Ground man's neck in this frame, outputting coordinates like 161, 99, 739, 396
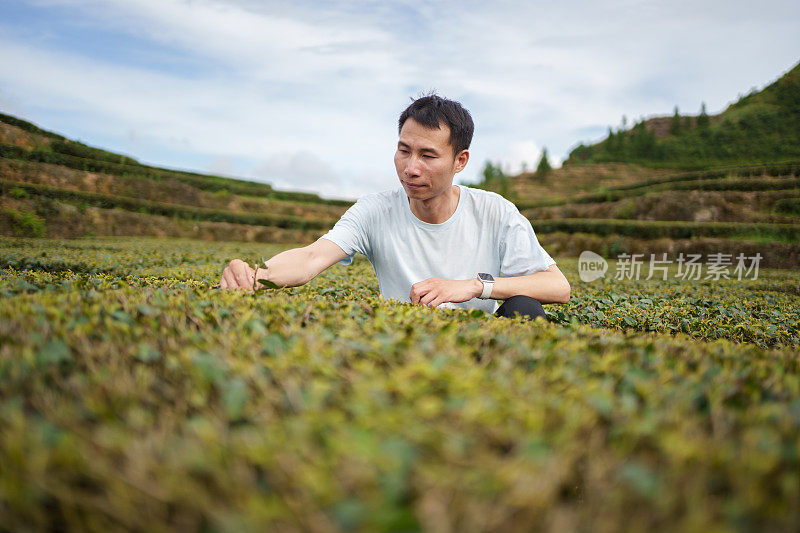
408, 185, 461, 224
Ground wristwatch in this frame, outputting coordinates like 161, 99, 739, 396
477, 273, 495, 299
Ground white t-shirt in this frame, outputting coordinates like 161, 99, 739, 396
321, 184, 556, 314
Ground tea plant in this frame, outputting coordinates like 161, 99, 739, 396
1, 237, 798, 531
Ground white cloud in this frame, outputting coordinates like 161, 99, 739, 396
502, 140, 558, 175
1, 0, 799, 196
250, 150, 394, 200
29, 0, 404, 84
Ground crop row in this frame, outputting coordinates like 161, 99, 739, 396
775, 197, 800, 216
2, 237, 798, 347
1, 237, 799, 531
549, 264, 800, 347
531, 217, 800, 241
0, 144, 351, 206
537, 231, 800, 270
516, 159, 800, 209
0, 179, 337, 231
596, 160, 800, 190
0, 158, 348, 220
0, 112, 69, 142
518, 174, 800, 210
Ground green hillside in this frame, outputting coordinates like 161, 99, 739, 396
0, 113, 350, 243
470, 62, 800, 269
566, 60, 800, 168
485, 159, 800, 268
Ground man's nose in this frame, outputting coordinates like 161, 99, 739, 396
404, 156, 421, 177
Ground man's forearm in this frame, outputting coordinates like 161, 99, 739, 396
221, 239, 346, 291
479, 268, 571, 304
259, 247, 316, 287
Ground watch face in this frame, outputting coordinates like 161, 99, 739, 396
478, 273, 494, 282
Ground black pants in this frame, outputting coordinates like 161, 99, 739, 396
494, 295, 548, 321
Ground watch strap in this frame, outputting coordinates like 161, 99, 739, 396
479, 276, 494, 299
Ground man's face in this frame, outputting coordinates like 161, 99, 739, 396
394, 118, 469, 201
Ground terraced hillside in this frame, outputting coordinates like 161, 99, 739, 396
511, 162, 800, 269
487, 60, 800, 269
3, 110, 799, 269
0, 113, 349, 243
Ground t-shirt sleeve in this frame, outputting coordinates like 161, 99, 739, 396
499, 207, 556, 276
320, 196, 374, 266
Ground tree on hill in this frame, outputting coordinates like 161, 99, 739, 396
697, 102, 710, 128
536, 148, 552, 178
669, 106, 681, 135
604, 127, 620, 158
568, 143, 592, 163
560, 60, 800, 167
481, 160, 509, 197
482, 160, 505, 183
628, 121, 659, 159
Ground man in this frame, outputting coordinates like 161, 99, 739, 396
219, 94, 570, 320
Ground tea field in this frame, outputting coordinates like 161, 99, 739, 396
1, 237, 799, 532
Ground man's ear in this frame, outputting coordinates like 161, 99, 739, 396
453, 149, 469, 174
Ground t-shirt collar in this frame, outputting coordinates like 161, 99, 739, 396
403, 184, 465, 231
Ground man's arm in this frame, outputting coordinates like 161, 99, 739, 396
410, 264, 571, 307
482, 264, 570, 303
219, 238, 348, 290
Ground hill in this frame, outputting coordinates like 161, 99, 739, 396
0, 113, 350, 243
502, 160, 800, 269
564, 60, 800, 168
470, 62, 800, 269
2, 96, 799, 268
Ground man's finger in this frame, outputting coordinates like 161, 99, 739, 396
411, 280, 432, 304
410, 286, 420, 304
233, 264, 253, 289
222, 268, 239, 290
420, 291, 437, 306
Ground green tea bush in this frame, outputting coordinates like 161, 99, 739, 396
0, 144, 351, 206
549, 260, 800, 347
532, 218, 800, 241
0, 207, 45, 237
0, 237, 798, 531
775, 197, 800, 216
518, 163, 800, 210
49, 139, 138, 165
7, 187, 28, 199
0, 179, 336, 232
0, 112, 68, 141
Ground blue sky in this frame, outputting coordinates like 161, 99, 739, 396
1, 0, 799, 199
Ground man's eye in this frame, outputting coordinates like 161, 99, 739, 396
399, 149, 409, 154
422, 154, 435, 159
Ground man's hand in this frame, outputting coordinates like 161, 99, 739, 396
219, 259, 258, 291
410, 277, 482, 308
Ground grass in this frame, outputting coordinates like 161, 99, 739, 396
1, 237, 799, 531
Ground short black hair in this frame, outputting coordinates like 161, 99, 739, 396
398, 94, 474, 156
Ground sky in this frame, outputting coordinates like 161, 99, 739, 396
1, 1, 799, 199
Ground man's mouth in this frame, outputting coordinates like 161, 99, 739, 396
403, 181, 425, 189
